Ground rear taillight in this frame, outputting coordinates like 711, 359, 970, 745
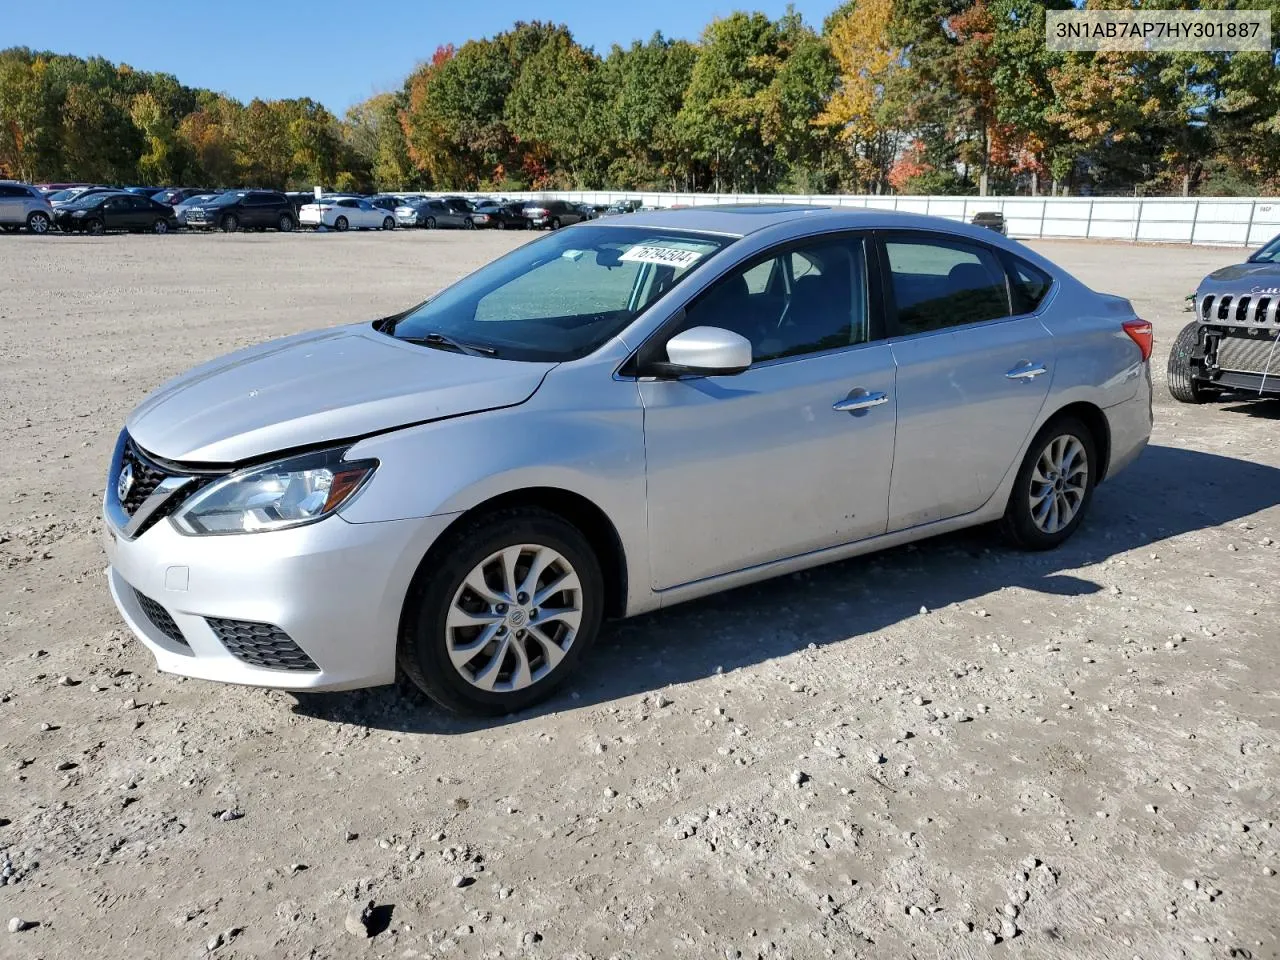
1123, 319, 1153, 361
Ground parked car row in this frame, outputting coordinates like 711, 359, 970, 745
2, 177, 645, 237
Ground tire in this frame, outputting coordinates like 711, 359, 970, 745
464, 217, 474, 230
398, 508, 604, 715
334, 216, 349, 232
26, 211, 51, 235
85, 218, 105, 236
550, 217, 561, 230
278, 214, 295, 232
382, 216, 395, 231
1000, 416, 1098, 551
220, 214, 239, 233
1167, 321, 1213, 403
424, 216, 435, 230
151, 219, 169, 234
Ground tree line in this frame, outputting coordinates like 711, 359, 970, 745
3, 1, 1278, 197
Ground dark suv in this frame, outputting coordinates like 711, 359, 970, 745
184, 190, 297, 232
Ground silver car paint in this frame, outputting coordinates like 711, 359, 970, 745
127, 326, 556, 462
105, 205, 1151, 689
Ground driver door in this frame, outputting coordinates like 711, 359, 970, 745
639, 233, 897, 590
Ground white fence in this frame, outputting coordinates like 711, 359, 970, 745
436, 190, 1280, 247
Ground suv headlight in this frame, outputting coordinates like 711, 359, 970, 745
171, 447, 377, 535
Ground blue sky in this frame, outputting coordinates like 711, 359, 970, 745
8, 1, 842, 114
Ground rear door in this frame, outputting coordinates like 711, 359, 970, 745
878, 231, 1055, 530
0, 184, 22, 223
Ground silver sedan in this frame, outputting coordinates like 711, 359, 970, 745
102, 206, 1152, 714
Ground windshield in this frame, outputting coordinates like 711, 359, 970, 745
205, 192, 247, 206
48, 189, 87, 202
383, 225, 731, 361
64, 193, 114, 209
1249, 234, 1280, 263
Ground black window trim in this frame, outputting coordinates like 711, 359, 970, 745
873, 228, 1040, 341
623, 228, 886, 378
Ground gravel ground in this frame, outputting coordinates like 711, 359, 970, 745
1, 229, 1278, 960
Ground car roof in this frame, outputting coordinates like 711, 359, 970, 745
600, 203, 1024, 244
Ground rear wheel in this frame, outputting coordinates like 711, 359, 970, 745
26, 211, 51, 235
1000, 416, 1097, 551
85, 218, 105, 236
497, 219, 507, 230
334, 216, 349, 232
550, 217, 561, 230
424, 216, 436, 230
278, 213, 295, 232
464, 217, 475, 230
1167, 321, 1214, 403
398, 508, 604, 715
382, 216, 395, 231
220, 214, 239, 233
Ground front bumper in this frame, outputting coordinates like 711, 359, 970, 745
104, 509, 456, 691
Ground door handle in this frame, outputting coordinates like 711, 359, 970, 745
833, 390, 890, 413
1006, 361, 1048, 381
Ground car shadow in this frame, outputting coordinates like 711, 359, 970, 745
290, 444, 1280, 734
1218, 398, 1280, 420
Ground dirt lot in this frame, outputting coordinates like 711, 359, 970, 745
1, 229, 1277, 960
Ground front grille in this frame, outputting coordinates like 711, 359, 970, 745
119, 438, 169, 516
1200, 293, 1280, 327
1216, 333, 1280, 374
207, 618, 318, 672
133, 589, 189, 647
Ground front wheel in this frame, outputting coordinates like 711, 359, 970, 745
398, 508, 604, 715
278, 214, 295, 232
1167, 321, 1213, 403
382, 216, 395, 231
26, 211, 51, 235
220, 214, 239, 233
151, 219, 169, 234
1000, 416, 1097, 550
85, 218, 105, 236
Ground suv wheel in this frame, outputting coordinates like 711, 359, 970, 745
1167, 321, 1214, 403
464, 217, 475, 230
398, 508, 604, 715
424, 216, 435, 229
220, 213, 239, 232
278, 213, 295, 232
550, 217, 561, 230
26, 211, 51, 235
1001, 416, 1097, 550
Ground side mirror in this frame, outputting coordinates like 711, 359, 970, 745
651, 326, 752, 377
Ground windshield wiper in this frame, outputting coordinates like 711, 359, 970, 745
399, 331, 499, 358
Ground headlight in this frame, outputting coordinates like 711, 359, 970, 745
72, 210, 86, 217
171, 447, 377, 536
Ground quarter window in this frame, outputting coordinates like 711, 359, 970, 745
674, 236, 870, 364
1010, 257, 1053, 313
884, 237, 1010, 334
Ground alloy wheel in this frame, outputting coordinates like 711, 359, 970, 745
446, 544, 583, 693
27, 212, 50, 235
1028, 435, 1088, 534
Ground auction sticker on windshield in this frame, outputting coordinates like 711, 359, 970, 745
620, 245, 705, 269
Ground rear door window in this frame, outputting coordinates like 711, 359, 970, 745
1009, 258, 1053, 313
882, 235, 1011, 334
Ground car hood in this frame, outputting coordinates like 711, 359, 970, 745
127, 324, 555, 463
1198, 260, 1280, 293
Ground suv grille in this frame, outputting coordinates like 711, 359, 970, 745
133, 589, 189, 647
1217, 334, 1280, 374
207, 618, 318, 671
1200, 293, 1280, 327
